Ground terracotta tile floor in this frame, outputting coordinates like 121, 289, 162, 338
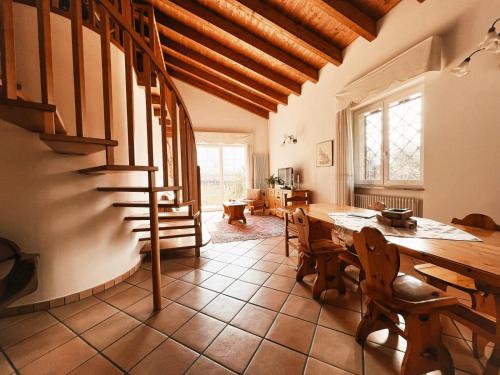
0, 236, 487, 374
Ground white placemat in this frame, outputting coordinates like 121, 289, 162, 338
328, 212, 482, 241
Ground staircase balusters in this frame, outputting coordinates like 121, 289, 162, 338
167, 89, 180, 195
99, 2, 115, 164
179, 105, 189, 202
122, 0, 135, 165
159, 77, 169, 187
0, 0, 17, 100
71, 0, 87, 137
37, 0, 55, 107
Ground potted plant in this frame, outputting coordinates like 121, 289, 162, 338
264, 174, 276, 188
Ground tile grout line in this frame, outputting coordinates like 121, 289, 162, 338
46, 309, 134, 374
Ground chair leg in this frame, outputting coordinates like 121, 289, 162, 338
312, 255, 328, 299
327, 255, 345, 294
356, 300, 395, 344
401, 313, 454, 375
472, 292, 495, 358
296, 252, 315, 282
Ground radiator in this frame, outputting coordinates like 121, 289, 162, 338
354, 193, 423, 217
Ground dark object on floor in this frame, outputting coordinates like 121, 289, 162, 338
0, 237, 39, 311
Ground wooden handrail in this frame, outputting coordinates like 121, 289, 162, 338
93, 0, 195, 127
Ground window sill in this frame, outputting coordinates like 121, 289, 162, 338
355, 185, 425, 191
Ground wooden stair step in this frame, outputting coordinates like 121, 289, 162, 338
124, 212, 195, 221
132, 220, 196, 232
40, 134, 117, 155
138, 228, 196, 242
152, 93, 161, 105
97, 186, 181, 193
113, 200, 177, 208
140, 226, 211, 254
79, 165, 158, 174
0, 98, 66, 135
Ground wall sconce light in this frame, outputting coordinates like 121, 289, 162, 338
452, 17, 500, 77
281, 134, 297, 146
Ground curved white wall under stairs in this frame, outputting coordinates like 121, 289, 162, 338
0, 3, 165, 305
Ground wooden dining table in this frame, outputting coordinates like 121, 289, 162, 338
279, 203, 500, 375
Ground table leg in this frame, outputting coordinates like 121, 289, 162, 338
484, 293, 500, 375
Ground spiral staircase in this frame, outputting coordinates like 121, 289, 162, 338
0, 0, 208, 310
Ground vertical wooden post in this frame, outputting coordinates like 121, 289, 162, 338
144, 56, 154, 166
160, 78, 169, 187
122, 0, 135, 165
99, 3, 114, 165
179, 105, 189, 201
144, 55, 161, 311
148, 170, 162, 311
195, 165, 202, 257
0, 0, 17, 100
71, 0, 86, 137
37, 0, 54, 107
167, 88, 179, 192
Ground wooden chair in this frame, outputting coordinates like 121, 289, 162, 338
368, 201, 386, 211
284, 192, 309, 256
354, 227, 457, 375
414, 213, 500, 358
241, 189, 266, 215
0, 238, 39, 311
337, 201, 386, 282
293, 208, 346, 299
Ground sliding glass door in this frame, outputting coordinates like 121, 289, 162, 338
197, 144, 248, 210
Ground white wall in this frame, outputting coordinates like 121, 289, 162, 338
269, 0, 500, 222
174, 79, 269, 155
0, 4, 165, 304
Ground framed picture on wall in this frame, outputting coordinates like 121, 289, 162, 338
316, 140, 334, 167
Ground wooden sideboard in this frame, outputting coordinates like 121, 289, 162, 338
267, 188, 310, 218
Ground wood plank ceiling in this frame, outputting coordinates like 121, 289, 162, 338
148, 0, 407, 118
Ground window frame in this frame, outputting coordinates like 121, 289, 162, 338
353, 84, 425, 189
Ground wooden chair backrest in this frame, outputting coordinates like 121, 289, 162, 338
284, 192, 309, 206
353, 227, 400, 299
368, 201, 386, 211
451, 214, 500, 231
292, 208, 311, 252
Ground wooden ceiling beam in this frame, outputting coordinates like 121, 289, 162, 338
161, 37, 288, 105
310, 0, 377, 41
234, 0, 342, 65
156, 14, 302, 95
153, 0, 318, 82
169, 68, 269, 119
165, 56, 278, 112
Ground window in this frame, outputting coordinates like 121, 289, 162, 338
354, 87, 423, 187
197, 144, 248, 210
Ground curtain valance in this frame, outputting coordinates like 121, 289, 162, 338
336, 36, 442, 111
195, 131, 254, 145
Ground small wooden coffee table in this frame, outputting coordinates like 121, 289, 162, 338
222, 201, 247, 224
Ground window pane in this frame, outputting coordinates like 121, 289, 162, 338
362, 110, 382, 181
388, 94, 422, 181
222, 146, 247, 200
198, 146, 222, 209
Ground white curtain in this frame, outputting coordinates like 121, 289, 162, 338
333, 36, 442, 204
252, 153, 269, 189
334, 109, 354, 205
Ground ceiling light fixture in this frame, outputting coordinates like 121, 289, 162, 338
452, 17, 500, 77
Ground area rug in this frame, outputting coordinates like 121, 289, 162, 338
205, 212, 285, 243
